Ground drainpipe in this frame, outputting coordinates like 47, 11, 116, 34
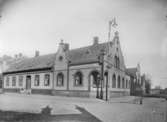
52, 67, 54, 95
106, 72, 108, 101
67, 61, 70, 91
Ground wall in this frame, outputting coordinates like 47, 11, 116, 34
3, 71, 53, 90
69, 63, 100, 91
54, 70, 67, 90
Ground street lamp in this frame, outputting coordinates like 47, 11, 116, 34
98, 49, 105, 99
96, 74, 100, 98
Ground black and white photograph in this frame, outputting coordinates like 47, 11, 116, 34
0, 0, 166, 122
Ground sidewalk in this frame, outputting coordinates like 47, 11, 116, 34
109, 96, 139, 103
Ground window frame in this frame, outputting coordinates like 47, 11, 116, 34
112, 74, 116, 88
12, 76, 16, 87
57, 73, 64, 86
18, 75, 23, 87
126, 80, 128, 88
34, 75, 40, 86
117, 76, 121, 88
74, 71, 83, 86
122, 78, 125, 88
6, 76, 10, 86
44, 74, 50, 86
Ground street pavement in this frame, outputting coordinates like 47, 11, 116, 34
0, 93, 166, 122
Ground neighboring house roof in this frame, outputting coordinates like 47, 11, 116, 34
126, 68, 137, 77
4, 42, 112, 74
4, 54, 56, 73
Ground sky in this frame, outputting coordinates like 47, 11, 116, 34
0, 0, 166, 88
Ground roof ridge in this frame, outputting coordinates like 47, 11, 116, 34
21, 53, 56, 61
69, 42, 108, 52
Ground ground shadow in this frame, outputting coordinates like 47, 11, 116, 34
0, 105, 102, 122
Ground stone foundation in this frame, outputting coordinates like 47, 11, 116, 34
110, 91, 130, 98
31, 89, 52, 95
52, 90, 90, 97
3, 88, 20, 93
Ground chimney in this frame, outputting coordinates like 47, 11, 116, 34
35, 51, 39, 57
18, 53, 22, 58
14, 54, 18, 58
64, 43, 69, 51
58, 39, 69, 52
93, 36, 99, 45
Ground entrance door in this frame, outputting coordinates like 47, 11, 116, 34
26, 75, 31, 90
90, 71, 100, 98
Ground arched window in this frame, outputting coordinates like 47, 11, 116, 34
57, 73, 64, 86
117, 57, 120, 68
114, 56, 120, 69
74, 71, 83, 86
114, 56, 117, 67
112, 74, 116, 88
90, 71, 100, 87
126, 80, 128, 88
122, 78, 125, 88
117, 76, 121, 88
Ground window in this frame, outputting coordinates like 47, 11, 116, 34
90, 71, 100, 88
59, 56, 63, 61
74, 71, 83, 86
112, 74, 116, 88
122, 78, 125, 88
128, 80, 130, 88
114, 56, 120, 69
114, 56, 117, 67
117, 58, 120, 68
19, 75, 23, 87
6, 76, 9, 86
92, 74, 100, 87
12, 76, 16, 86
34, 75, 40, 86
44, 74, 50, 86
126, 80, 128, 88
117, 76, 121, 88
57, 73, 64, 86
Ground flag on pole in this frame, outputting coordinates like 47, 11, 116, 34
109, 18, 118, 28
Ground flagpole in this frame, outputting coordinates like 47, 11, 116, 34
107, 21, 111, 54
108, 21, 111, 42
107, 17, 117, 53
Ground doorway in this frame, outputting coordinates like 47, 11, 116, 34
89, 71, 100, 98
26, 75, 31, 90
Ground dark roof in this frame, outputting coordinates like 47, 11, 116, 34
68, 42, 109, 65
4, 42, 112, 73
126, 68, 137, 77
5, 53, 56, 73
